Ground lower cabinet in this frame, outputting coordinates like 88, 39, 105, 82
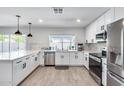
102, 58, 107, 86
13, 52, 40, 86
70, 52, 84, 66
55, 52, 86, 66
13, 58, 27, 86
83, 52, 89, 70
38, 51, 44, 66
55, 52, 69, 66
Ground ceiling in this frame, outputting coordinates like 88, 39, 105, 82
0, 7, 109, 28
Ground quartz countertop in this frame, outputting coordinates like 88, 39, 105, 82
43, 49, 84, 53
0, 50, 40, 61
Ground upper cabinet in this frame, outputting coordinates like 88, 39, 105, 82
114, 7, 124, 21
97, 15, 105, 34
85, 8, 114, 43
85, 20, 97, 43
104, 8, 114, 27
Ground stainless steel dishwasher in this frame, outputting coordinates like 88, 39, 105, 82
44, 52, 55, 66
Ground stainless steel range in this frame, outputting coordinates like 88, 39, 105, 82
89, 53, 106, 85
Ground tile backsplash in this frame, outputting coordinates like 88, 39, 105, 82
84, 43, 107, 52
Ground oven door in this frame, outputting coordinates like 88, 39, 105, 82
89, 56, 102, 78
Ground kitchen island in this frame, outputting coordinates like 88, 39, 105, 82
0, 50, 91, 86
0, 50, 41, 86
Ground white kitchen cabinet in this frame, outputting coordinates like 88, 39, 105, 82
13, 58, 26, 86
114, 7, 124, 22
85, 8, 114, 44
0, 61, 12, 86
55, 52, 69, 66
13, 53, 40, 86
104, 8, 114, 27
0, 51, 41, 86
39, 51, 44, 66
83, 52, 89, 70
30, 54, 39, 71
85, 20, 97, 43
102, 58, 107, 86
25, 56, 31, 76
97, 15, 105, 34
70, 52, 84, 66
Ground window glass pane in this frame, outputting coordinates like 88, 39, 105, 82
50, 37, 62, 50
10, 35, 26, 52
10, 35, 19, 52
18, 35, 26, 51
63, 38, 71, 50
0, 34, 26, 53
49, 35, 76, 50
0, 34, 2, 53
2, 35, 9, 52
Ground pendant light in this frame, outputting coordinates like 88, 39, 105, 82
15, 15, 22, 35
27, 22, 33, 37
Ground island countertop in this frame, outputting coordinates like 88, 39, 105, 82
0, 50, 40, 61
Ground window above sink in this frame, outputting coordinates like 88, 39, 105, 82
49, 35, 76, 51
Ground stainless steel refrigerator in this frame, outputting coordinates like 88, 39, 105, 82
107, 18, 124, 86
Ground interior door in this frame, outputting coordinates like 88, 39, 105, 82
107, 18, 124, 78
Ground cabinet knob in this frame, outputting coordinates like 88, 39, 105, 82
91, 39, 94, 43
16, 61, 22, 64
85, 57, 87, 61
35, 57, 37, 61
75, 55, 78, 59
26, 57, 30, 60
61, 55, 64, 59
86, 40, 88, 43
23, 63, 26, 69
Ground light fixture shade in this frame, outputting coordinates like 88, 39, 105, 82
27, 22, 33, 37
27, 33, 33, 37
15, 30, 22, 35
15, 15, 22, 35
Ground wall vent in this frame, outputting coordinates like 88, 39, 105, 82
52, 7, 64, 14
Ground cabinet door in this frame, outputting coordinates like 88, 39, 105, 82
85, 21, 97, 43
25, 56, 31, 76
85, 25, 92, 43
13, 58, 26, 85
70, 52, 83, 66
84, 52, 89, 69
97, 15, 105, 34
39, 51, 44, 66
104, 8, 114, 27
114, 7, 124, 21
85, 27, 90, 43
30, 54, 36, 71
102, 58, 107, 86
90, 21, 97, 43
76, 52, 84, 65
0, 62, 12, 86
55, 52, 69, 66
32, 54, 39, 69
55, 52, 61, 65
70, 52, 77, 65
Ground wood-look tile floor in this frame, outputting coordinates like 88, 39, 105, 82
20, 66, 98, 86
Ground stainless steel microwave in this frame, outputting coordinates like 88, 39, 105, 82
96, 31, 107, 43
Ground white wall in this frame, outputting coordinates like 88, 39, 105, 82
0, 27, 85, 50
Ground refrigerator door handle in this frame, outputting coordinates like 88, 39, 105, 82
122, 28, 124, 69
108, 71, 124, 83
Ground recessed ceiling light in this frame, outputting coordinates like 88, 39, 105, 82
76, 19, 81, 23
39, 19, 43, 23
